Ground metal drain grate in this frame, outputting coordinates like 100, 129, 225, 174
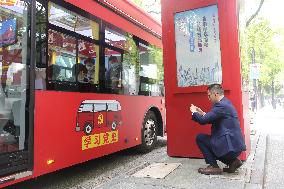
132, 163, 181, 179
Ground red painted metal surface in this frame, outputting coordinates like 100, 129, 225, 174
65, 0, 162, 48
100, 0, 162, 35
0, 91, 164, 188
162, 0, 250, 160
33, 91, 164, 177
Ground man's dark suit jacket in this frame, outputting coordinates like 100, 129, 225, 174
192, 97, 246, 157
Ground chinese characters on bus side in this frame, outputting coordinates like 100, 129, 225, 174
82, 130, 119, 150
174, 5, 222, 87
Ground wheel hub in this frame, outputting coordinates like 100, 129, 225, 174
144, 119, 156, 146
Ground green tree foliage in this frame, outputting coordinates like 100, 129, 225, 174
149, 45, 163, 82
131, 0, 143, 7
240, 17, 284, 107
241, 18, 284, 83
130, 0, 161, 20
123, 33, 139, 74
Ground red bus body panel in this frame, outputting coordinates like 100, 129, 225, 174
0, 93, 164, 188
162, 0, 250, 160
33, 91, 164, 177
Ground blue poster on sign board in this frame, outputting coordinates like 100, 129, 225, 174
174, 5, 222, 87
0, 18, 17, 47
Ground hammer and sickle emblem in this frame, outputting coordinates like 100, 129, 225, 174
98, 114, 104, 125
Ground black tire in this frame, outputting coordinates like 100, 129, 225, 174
136, 111, 158, 153
84, 123, 93, 135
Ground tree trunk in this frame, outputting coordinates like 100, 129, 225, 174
258, 83, 264, 108
271, 80, 276, 109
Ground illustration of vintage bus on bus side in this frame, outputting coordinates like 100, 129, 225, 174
76, 100, 122, 135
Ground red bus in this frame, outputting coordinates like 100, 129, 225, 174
0, 0, 165, 187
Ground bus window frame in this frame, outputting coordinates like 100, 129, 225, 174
36, 0, 163, 96
48, 0, 101, 33
0, 0, 35, 177
42, 0, 102, 92
46, 23, 101, 91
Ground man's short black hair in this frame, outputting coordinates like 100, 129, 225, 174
207, 84, 224, 95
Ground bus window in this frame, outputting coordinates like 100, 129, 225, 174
105, 27, 140, 95
139, 43, 158, 80
48, 2, 99, 40
47, 64, 61, 81
78, 40, 99, 84
48, 29, 76, 82
122, 34, 140, 95
36, 1, 47, 68
105, 28, 127, 50
105, 49, 122, 93
34, 1, 47, 90
139, 43, 164, 96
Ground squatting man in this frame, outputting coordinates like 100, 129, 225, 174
189, 84, 246, 175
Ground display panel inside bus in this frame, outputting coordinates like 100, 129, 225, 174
0, 18, 17, 47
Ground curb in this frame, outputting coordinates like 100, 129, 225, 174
244, 133, 267, 189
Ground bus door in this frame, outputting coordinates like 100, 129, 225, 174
93, 103, 107, 128
0, 0, 33, 178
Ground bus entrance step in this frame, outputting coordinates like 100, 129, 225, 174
0, 171, 32, 185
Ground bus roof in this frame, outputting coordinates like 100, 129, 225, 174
99, 0, 162, 37
65, 0, 162, 45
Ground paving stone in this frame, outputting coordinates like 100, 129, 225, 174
132, 163, 181, 179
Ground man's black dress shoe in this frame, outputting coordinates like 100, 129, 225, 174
223, 158, 243, 173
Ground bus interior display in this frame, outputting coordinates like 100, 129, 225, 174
0, 18, 17, 47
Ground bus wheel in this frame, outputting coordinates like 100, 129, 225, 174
84, 123, 93, 135
137, 111, 157, 153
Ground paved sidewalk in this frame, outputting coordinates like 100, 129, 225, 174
264, 135, 284, 189
95, 107, 284, 189
96, 132, 266, 189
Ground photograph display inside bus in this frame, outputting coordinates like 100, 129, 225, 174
0, 18, 17, 47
